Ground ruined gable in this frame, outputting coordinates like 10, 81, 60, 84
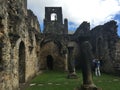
43, 7, 68, 34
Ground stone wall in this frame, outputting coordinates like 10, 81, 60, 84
90, 21, 119, 74
0, 0, 41, 90
114, 39, 120, 75
0, 0, 12, 90
40, 41, 66, 70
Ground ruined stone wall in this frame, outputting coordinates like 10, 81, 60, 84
0, 0, 41, 90
0, 1, 120, 89
8, 0, 28, 89
27, 10, 41, 32
115, 39, 120, 63
43, 7, 68, 34
26, 9, 41, 81
114, 39, 120, 75
90, 21, 119, 74
40, 41, 66, 70
73, 21, 120, 74
0, 0, 12, 90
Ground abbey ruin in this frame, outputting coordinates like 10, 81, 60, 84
0, 0, 120, 90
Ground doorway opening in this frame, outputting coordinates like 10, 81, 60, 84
19, 41, 25, 83
46, 55, 54, 70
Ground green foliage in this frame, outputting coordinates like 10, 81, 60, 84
25, 71, 120, 90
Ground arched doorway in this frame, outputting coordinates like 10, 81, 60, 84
46, 55, 54, 70
19, 41, 25, 83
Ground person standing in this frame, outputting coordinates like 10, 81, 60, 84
95, 59, 101, 76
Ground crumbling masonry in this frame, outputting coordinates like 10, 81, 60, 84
0, 0, 120, 90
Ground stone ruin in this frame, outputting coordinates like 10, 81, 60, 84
0, 0, 120, 90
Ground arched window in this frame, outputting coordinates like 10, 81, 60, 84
51, 13, 57, 21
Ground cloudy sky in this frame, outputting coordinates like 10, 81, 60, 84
27, 0, 120, 35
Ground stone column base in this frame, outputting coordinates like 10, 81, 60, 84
67, 73, 78, 79
75, 85, 102, 90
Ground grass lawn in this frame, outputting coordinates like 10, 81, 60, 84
25, 70, 120, 90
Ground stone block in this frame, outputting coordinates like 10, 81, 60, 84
67, 73, 78, 79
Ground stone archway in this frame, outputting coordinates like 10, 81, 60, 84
46, 55, 54, 70
19, 41, 25, 83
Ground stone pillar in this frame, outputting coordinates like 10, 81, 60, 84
76, 41, 102, 90
67, 47, 77, 79
64, 53, 68, 71
64, 18, 68, 34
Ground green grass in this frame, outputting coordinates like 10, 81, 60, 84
93, 73, 120, 90
25, 71, 120, 90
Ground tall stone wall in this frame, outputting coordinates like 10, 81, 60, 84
90, 21, 119, 74
0, 0, 12, 90
0, 0, 41, 90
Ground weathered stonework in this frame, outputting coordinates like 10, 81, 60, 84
44, 7, 68, 34
90, 21, 119, 74
0, 0, 41, 90
0, 0, 120, 90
